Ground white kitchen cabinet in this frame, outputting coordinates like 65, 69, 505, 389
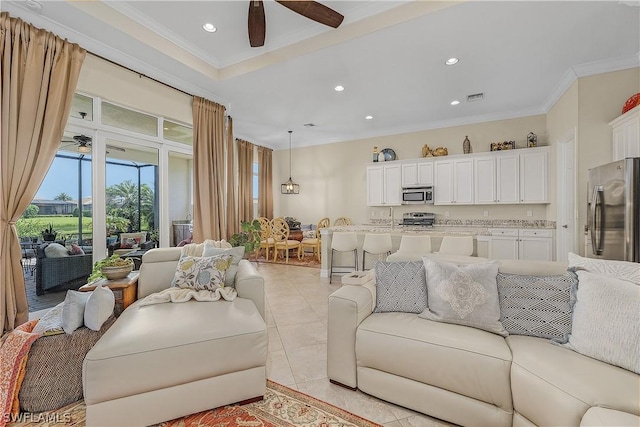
434, 158, 473, 205
367, 164, 401, 206
401, 161, 434, 187
610, 105, 640, 161
520, 149, 549, 203
474, 157, 496, 204
497, 154, 520, 203
489, 228, 554, 261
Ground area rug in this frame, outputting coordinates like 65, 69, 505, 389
7, 380, 381, 427
254, 253, 321, 268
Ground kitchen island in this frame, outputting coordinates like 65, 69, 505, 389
319, 220, 555, 278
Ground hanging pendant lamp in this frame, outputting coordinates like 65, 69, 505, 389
281, 130, 299, 194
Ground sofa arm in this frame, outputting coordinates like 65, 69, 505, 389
235, 260, 265, 321
327, 282, 375, 389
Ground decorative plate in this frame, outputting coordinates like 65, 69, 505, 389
381, 148, 396, 161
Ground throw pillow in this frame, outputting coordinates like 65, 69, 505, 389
202, 244, 245, 287
32, 302, 65, 336
61, 291, 91, 334
559, 270, 640, 374
373, 261, 427, 314
120, 237, 140, 249
70, 244, 85, 255
44, 243, 70, 258
84, 284, 116, 331
171, 254, 233, 291
420, 258, 507, 336
568, 252, 640, 284
497, 271, 577, 339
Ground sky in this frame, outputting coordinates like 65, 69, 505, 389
36, 155, 155, 201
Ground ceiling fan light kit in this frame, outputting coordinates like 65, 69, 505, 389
281, 130, 299, 194
248, 0, 344, 47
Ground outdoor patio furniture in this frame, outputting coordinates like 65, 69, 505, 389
35, 244, 93, 295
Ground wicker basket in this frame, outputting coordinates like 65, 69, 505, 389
101, 264, 133, 280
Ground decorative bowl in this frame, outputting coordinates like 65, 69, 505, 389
101, 264, 133, 280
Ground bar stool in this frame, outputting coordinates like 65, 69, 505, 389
362, 233, 393, 270
329, 232, 358, 284
387, 235, 432, 261
437, 235, 473, 256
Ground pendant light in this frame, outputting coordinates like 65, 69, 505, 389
281, 130, 299, 194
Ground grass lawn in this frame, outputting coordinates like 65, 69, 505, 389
20, 215, 92, 238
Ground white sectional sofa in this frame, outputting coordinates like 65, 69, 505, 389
83, 248, 268, 427
327, 258, 640, 427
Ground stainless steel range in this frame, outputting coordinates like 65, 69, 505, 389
402, 212, 435, 227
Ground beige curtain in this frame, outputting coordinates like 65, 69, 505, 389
237, 138, 254, 223
257, 146, 273, 219
225, 116, 238, 237
0, 13, 86, 334
192, 97, 226, 242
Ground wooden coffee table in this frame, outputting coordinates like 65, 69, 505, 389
79, 272, 139, 316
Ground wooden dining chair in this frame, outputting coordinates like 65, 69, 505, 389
301, 217, 330, 261
257, 217, 275, 260
272, 217, 301, 263
333, 216, 352, 226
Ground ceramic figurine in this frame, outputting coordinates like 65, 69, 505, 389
527, 132, 537, 147
422, 144, 433, 157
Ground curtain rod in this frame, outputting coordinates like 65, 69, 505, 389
88, 51, 193, 98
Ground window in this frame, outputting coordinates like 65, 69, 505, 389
102, 101, 158, 136
163, 120, 193, 145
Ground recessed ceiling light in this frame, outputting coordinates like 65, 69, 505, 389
334, 85, 345, 92
203, 23, 217, 33
365, 115, 373, 120
445, 57, 459, 66
450, 100, 460, 105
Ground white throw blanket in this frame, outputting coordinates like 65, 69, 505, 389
180, 239, 231, 257
139, 286, 237, 306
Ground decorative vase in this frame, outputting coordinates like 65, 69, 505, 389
378, 151, 385, 162
373, 146, 378, 162
463, 136, 471, 154
527, 132, 537, 148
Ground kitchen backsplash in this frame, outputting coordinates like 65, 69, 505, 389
369, 218, 556, 229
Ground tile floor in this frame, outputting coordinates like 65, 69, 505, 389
253, 262, 453, 427
23, 259, 452, 426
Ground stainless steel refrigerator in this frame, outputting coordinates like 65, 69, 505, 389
587, 157, 639, 262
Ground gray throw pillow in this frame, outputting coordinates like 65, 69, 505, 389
202, 245, 245, 287
559, 270, 640, 374
497, 271, 577, 339
568, 252, 640, 284
420, 258, 507, 336
374, 261, 427, 314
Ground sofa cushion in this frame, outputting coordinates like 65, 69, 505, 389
497, 270, 576, 339
83, 298, 267, 405
171, 254, 233, 290
568, 252, 640, 284
508, 335, 640, 427
373, 261, 427, 314
44, 242, 69, 258
420, 259, 507, 336
559, 271, 640, 374
356, 312, 513, 412
580, 407, 640, 427
202, 245, 245, 288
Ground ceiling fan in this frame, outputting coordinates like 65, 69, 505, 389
61, 135, 126, 154
248, 1, 344, 47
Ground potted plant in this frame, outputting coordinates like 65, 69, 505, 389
229, 220, 262, 259
41, 223, 58, 242
88, 255, 134, 282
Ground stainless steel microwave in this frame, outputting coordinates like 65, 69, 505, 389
402, 186, 434, 204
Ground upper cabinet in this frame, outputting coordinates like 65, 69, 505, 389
367, 164, 401, 206
519, 149, 549, 203
610, 105, 640, 161
401, 161, 434, 187
434, 158, 474, 205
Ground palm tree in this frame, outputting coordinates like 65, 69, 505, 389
54, 192, 73, 201
106, 180, 155, 231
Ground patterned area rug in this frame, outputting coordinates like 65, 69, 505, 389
7, 381, 380, 427
253, 253, 320, 268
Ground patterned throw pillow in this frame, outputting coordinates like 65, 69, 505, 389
70, 244, 85, 255
568, 252, 640, 284
374, 261, 427, 314
171, 255, 233, 291
120, 237, 140, 249
202, 245, 245, 287
559, 270, 640, 374
420, 258, 507, 336
497, 271, 577, 339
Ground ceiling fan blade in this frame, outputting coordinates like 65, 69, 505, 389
105, 144, 126, 152
275, 1, 344, 28
248, 0, 266, 47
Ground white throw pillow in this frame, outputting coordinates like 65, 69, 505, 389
420, 258, 507, 336
84, 284, 116, 331
61, 291, 91, 334
568, 252, 640, 284
32, 302, 65, 336
44, 243, 69, 258
560, 271, 640, 374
